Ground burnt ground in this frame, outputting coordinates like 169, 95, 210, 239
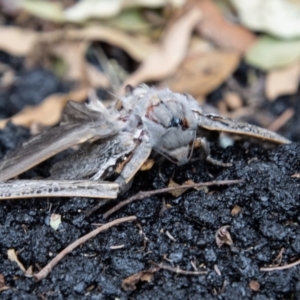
1, 66, 300, 299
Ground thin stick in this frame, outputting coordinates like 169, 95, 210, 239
149, 260, 207, 275
103, 179, 243, 219
267, 108, 295, 132
34, 215, 137, 281
260, 258, 300, 272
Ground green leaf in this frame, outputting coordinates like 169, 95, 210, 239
246, 35, 300, 70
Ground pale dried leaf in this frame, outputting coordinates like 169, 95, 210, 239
168, 179, 187, 197
0, 89, 88, 129
64, 0, 186, 22
64, 26, 156, 62
85, 63, 110, 89
50, 41, 87, 81
196, 0, 257, 53
230, 0, 300, 39
0, 273, 9, 292
19, 0, 64, 22
0, 26, 38, 56
246, 36, 300, 70
224, 92, 243, 110
166, 51, 240, 97
7, 249, 26, 273
124, 9, 202, 87
215, 225, 233, 248
266, 62, 300, 100
50, 214, 62, 231
122, 268, 158, 291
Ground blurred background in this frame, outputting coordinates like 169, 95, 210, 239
0, 0, 299, 142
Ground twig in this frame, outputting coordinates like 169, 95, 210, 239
103, 179, 243, 219
260, 258, 300, 272
149, 260, 207, 275
267, 108, 295, 132
34, 216, 137, 281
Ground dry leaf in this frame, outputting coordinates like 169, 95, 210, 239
230, 0, 300, 39
231, 205, 242, 216
0, 26, 38, 56
85, 63, 110, 89
7, 249, 26, 273
50, 213, 62, 231
168, 179, 187, 197
0, 274, 9, 292
122, 268, 159, 291
0, 89, 88, 129
0, 26, 156, 63
166, 51, 240, 97
140, 159, 155, 171
224, 92, 243, 110
123, 9, 202, 87
195, 0, 257, 53
64, 0, 185, 22
19, 0, 64, 22
266, 62, 300, 100
64, 26, 157, 62
249, 280, 260, 291
50, 41, 87, 81
215, 225, 233, 248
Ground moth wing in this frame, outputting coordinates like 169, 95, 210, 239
199, 114, 291, 144
0, 101, 122, 181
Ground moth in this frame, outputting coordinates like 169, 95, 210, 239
0, 85, 291, 200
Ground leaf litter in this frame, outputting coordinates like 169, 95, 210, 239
1, 0, 300, 298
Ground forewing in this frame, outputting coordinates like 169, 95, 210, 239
198, 114, 291, 144
0, 101, 123, 181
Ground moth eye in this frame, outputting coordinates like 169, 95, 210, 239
168, 117, 182, 128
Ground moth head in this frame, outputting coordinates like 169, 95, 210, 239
139, 87, 200, 165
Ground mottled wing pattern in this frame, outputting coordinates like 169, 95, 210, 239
199, 114, 291, 144
0, 101, 123, 182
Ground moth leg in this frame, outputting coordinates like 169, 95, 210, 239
198, 137, 232, 167
115, 141, 152, 193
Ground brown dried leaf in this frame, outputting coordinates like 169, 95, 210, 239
195, 0, 257, 53
64, 26, 156, 62
231, 205, 242, 216
215, 225, 233, 248
0, 89, 88, 129
166, 51, 240, 97
140, 159, 155, 171
0, 26, 38, 56
266, 62, 300, 101
122, 268, 159, 291
168, 179, 188, 197
0, 26, 156, 62
249, 280, 260, 291
7, 249, 26, 273
123, 9, 202, 87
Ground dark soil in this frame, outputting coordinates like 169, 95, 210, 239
1, 63, 300, 299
